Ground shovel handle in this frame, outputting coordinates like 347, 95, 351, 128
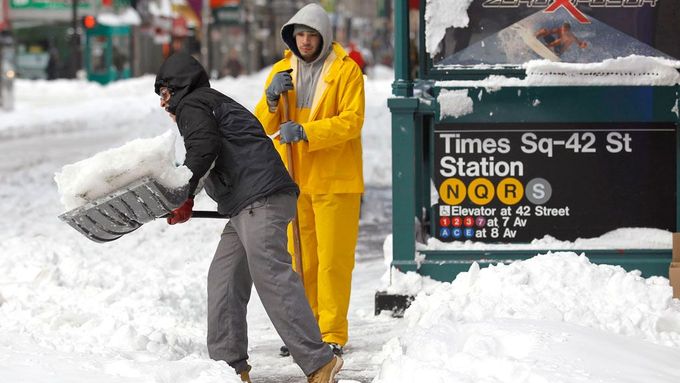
280, 92, 304, 284
192, 210, 228, 218
281, 91, 290, 122
163, 210, 227, 219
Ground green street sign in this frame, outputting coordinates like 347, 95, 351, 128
10, 0, 89, 10
212, 5, 241, 26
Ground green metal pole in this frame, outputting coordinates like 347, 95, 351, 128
388, 97, 419, 274
676, 86, 680, 231
389, 0, 418, 273
392, 0, 412, 97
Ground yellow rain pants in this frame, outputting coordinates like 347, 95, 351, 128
289, 192, 361, 346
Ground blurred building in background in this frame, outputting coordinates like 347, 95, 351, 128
0, 0, 394, 83
207, 0, 394, 78
6, 0, 141, 83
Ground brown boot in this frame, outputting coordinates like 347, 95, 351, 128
238, 365, 252, 383
307, 355, 343, 383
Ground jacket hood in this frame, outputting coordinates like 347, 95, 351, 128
281, 3, 332, 64
154, 53, 210, 114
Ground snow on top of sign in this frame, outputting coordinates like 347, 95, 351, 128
435, 55, 680, 87
425, 0, 474, 57
524, 56, 680, 86
54, 131, 192, 212
437, 89, 474, 119
431, 54, 680, 116
425, 227, 671, 251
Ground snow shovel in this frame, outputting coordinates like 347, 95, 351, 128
58, 176, 226, 243
281, 93, 305, 284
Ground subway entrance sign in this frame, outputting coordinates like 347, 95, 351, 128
378, 0, 680, 315
433, 123, 676, 242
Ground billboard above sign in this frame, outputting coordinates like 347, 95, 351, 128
431, 1, 679, 66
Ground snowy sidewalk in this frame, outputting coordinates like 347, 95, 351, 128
0, 73, 399, 383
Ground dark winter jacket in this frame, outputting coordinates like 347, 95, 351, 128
154, 53, 298, 217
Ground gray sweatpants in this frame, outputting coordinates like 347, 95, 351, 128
206, 191, 333, 376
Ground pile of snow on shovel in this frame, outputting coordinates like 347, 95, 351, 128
54, 131, 191, 211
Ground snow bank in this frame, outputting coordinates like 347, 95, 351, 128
54, 131, 192, 211
407, 253, 680, 345
0, 76, 162, 139
374, 253, 680, 383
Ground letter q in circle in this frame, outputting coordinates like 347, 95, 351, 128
468, 178, 494, 206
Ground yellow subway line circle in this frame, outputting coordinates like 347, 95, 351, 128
439, 178, 466, 205
468, 178, 495, 206
497, 177, 524, 205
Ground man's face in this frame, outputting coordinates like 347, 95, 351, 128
159, 86, 176, 121
295, 31, 321, 62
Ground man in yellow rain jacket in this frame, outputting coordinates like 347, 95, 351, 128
254, 3, 365, 357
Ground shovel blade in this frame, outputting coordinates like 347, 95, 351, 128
59, 177, 188, 243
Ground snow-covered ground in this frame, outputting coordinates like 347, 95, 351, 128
1, 66, 679, 383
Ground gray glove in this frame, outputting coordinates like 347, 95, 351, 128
266, 69, 294, 102
279, 121, 307, 144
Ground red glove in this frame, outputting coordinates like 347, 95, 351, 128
167, 198, 194, 225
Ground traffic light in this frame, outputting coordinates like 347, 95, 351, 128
82, 15, 97, 30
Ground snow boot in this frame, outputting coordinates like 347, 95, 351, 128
307, 355, 343, 383
237, 364, 252, 383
